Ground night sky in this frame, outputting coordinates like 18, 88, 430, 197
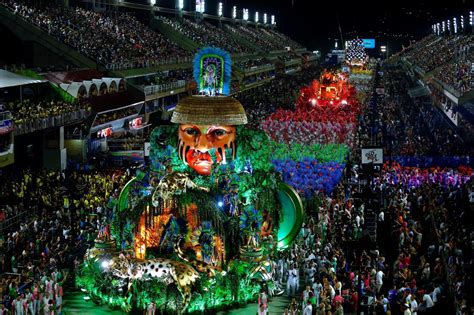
207, 0, 472, 54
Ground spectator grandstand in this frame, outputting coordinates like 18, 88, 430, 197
403, 34, 474, 73
1, 0, 191, 70
433, 51, 473, 94
157, 16, 254, 54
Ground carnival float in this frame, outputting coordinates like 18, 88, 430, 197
76, 48, 305, 314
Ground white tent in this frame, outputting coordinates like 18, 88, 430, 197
60, 82, 87, 98
0, 69, 46, 89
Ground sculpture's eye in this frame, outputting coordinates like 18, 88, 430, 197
185, 128, 199, 136
212, 129, 227, 137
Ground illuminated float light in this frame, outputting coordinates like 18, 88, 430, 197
232, 6, 237, 19
218, 2, 223, 17
341, 100, 348, 105
255, 11, 259, 23
217, 201, 224, 207
83, 296, 91, 301
310, 98, 317, 106
264, 13, 267, 24
80, 288, 87, 292
101, 259, 110, 269
271, 15, 275, 25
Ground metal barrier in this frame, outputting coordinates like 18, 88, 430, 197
13, 110, 90, 136
105, 56, 192, 71
143, 80, 186, 96
0, 210, 28, 232
243, 64, 274, 74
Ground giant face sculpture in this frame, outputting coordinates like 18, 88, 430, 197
178, 124, 236, 175
171, 95, 247, 176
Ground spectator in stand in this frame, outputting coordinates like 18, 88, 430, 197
1, 0, 191, 69
5, 99, 90, 127
158, 16, 253, 54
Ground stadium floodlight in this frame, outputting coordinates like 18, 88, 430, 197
178, 0, 183, 10
470, 11, 473, 26
232, 6, 237, 19
264, 13, 267, 24
442, 20, 445, 33
255, 11, 259, 23
271, 15, 275, 25
454, 17, 457, 34
446, 19, 451, 32
460, 15, 464, 29
150, 0, 156, 5
243, 8, 249, 21
195, 0, 204, 13
218, 2, 223, 17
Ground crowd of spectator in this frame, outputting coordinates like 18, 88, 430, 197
93, 106, 140, 127
158, 16, 253, 54
404, 34, 473, 73
224, 24, 283, 52
1, 0, 190, 69
4, 99, 90, 126
0, 168, 133, 314
224, 24, 305, 52
358, 65, 470, 157
275, 186, 369, 315
270, 62, 472, 315
236, 58, 273, 71
433, 51, 473, 94
262, 28, 305, 50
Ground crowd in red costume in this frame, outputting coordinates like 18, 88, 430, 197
261, 71, 360, 146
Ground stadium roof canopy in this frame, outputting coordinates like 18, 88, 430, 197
0, 69, 46, 89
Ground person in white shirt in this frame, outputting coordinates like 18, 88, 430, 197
403, 303, 412, 315
42, 292, 51, 314
312, 279, 322, 307
12, 295, 24, 315
410, 295, 418, 315
287, 265, 298, 297
303, 300, 312, 315
432, 285, 441, 304
422, 293, 434, 308
376, 270, 384, 293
